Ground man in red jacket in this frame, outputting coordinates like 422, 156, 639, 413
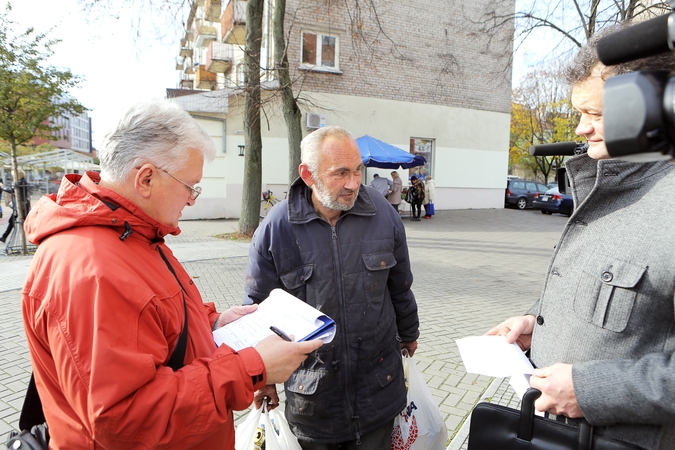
21, 99, 321, 449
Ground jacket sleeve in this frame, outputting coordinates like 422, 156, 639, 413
243, 222, 282, 305
573, 351, 675, 426
389, 216, 420, 343
40, 278, 266, 449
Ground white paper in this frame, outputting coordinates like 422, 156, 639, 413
509, 373, 532, 399
213, 289, 336, 351
456, 336, 534, 377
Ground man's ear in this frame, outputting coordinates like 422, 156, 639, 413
134, 164, 157, 199
298, 163, 315, 187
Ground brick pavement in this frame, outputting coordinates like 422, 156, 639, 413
0, 208, 568, 447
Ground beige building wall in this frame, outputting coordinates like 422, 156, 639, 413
183, 91, 509, 219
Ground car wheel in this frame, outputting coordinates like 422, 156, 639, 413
517, 198, 527, 210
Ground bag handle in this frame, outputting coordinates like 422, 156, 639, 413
519, 388, 594, 450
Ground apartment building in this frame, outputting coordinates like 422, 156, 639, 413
32, 109, 93, 154
170, 0, 515, 219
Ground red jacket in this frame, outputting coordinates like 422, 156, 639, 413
22, 172, 266, 449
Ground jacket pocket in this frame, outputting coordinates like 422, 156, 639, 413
285, 368, 328, 417
280, 264, 313, 299
573, 259, 646, 332
362, 252, 397, 301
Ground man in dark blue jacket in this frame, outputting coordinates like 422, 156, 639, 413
245, 126, 419, 449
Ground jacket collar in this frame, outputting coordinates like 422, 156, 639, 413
287, 177, 377, 224
566, 153, 674, 204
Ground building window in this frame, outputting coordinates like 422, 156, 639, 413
409, 138, 434, 181
236, 63, 245, 86
301, 31, 339, 72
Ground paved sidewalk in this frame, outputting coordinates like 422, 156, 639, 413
0, 208, 568, 446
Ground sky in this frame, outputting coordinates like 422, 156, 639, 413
9, 0, 185, 148
9, 0, 548, 150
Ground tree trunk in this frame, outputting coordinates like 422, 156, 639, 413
9, 139, 27, 255
238, 0, 265, 236
273, 0, 303, 186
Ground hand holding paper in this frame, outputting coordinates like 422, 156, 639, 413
213, 289, 336, 351
456, 336, 535, 399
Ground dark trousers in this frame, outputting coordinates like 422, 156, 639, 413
412, 201, 423, 219
298, 419, 394, 450
1, 211, 16, 242
391, 203, 399, 212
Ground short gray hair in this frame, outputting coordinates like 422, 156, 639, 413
300, 126, 354, 174
565, 21, 675, 85
98, 99, 216, 183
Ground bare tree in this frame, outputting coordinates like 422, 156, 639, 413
476, 0, 670, 71
239, 0, 265, 235
510, 64, 579, 182
272, 0, 303, 186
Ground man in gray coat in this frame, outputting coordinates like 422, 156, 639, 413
244, 126, 419, 449
487, 23, 675, 450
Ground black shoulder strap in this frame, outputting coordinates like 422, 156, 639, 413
19, 245, 190, 431
157, 246, 189, 372
19, 374, 44, 431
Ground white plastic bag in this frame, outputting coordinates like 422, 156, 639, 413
235, 399, 302, 450
391, 353, 448, 450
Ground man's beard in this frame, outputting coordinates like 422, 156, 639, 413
312, 176, 358, 212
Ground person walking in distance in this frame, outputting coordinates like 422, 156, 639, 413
388, 171, 403, 212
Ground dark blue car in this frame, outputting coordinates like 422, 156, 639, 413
532, 187, 573, 216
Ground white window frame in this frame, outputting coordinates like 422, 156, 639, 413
299, 30, 341, 74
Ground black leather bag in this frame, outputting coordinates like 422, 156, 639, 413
6, 423, 49, 450
468, 388, 644, 450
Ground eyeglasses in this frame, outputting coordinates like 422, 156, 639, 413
158, 168, 202, 200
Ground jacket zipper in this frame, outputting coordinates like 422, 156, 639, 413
329, 224, 361, 443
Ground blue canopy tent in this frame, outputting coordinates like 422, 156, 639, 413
355, 135, 426, 169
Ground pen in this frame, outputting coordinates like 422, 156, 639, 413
270, 326, 324, 364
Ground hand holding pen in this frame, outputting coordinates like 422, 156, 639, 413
254, 333, 323, 384
270, 326, 324, 364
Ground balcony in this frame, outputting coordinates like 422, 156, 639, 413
179, 46, 193, 58
204, 0, 222, 22
193, 19, 218, 48
179, 73, 195, 90
175, 56, 184, 70
206, 42, 234, 74
221, 0, 246, 45
195, 65, 217, 90
183, 56, 196, 74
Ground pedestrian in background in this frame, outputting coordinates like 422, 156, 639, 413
423, 175, 436, 219
388, 171, 403, 212
408, 175, 425, 221
245, 126, 419, 450
370, 173, 392, 197
0, 169, 30, 243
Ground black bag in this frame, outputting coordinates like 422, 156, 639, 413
6, 423, 49, 450
468, 388, 644, 450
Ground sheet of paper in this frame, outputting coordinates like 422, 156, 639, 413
456, 335, 534, 378
213, 289, 336, 351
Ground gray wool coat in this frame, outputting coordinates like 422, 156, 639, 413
528, 154, 675, 449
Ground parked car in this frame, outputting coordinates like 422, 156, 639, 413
532, 187, 574, 216
547, 182, 558, 189
505, 179, 549, 210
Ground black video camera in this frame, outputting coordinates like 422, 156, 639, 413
596, 8, 675, 157
527, 142, 588, 194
